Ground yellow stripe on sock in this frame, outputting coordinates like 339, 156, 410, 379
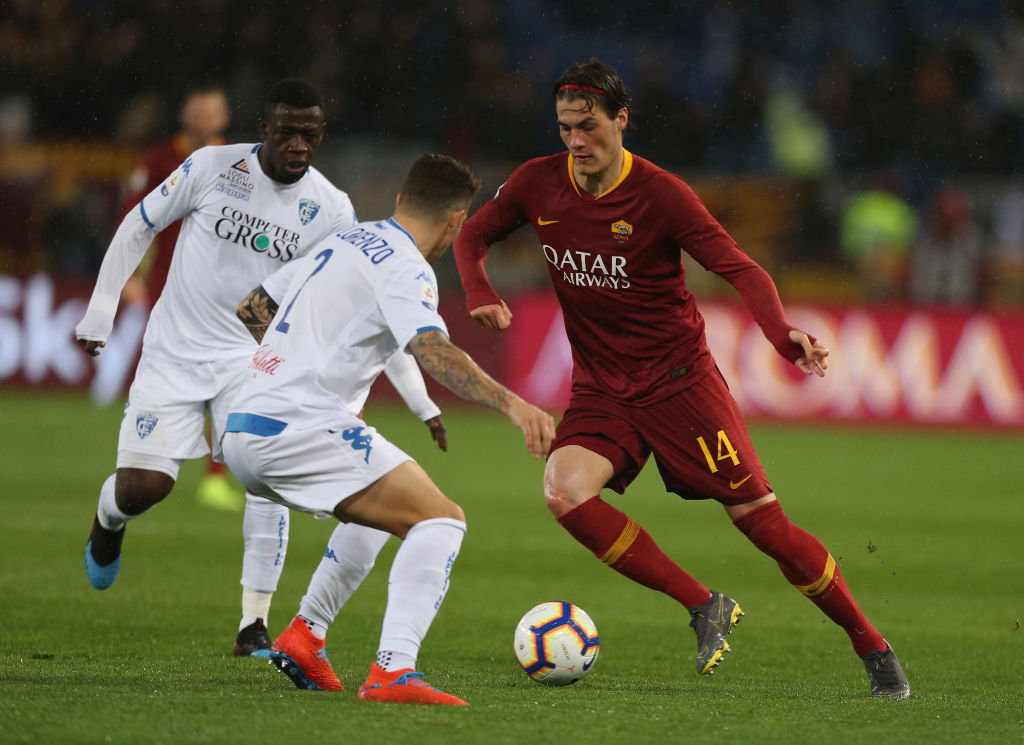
794, 554, 837, 597
599, 519, 640, 566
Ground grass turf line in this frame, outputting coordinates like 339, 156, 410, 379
0, 391, 1021, 744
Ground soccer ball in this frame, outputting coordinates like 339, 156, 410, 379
513, 601, 600, 685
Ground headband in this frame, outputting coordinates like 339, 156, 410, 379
557, 84, 607, 96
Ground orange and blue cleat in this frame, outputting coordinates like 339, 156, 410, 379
357, 663, 467, 706
267, 617, 343, 691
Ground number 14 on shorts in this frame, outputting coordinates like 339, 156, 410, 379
696, 430, 739, 473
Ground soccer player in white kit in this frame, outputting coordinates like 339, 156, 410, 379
223, 154, 556, 705
76, 79, 444, 655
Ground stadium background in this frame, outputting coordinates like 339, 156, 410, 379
2, 0, 1023, 427
1, 4, 1023, 743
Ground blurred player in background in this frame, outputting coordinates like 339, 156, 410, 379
453, 58, 910, 699
119, 83, 239, 512
224, 153, 555, 705
76, 78, 445, 658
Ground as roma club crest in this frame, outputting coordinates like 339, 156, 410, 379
611, 219, 633, 242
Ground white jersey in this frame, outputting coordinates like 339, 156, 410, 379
231, 217, 446, 431
76, 142, 356, 363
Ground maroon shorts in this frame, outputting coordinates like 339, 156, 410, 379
551, 368, 771, 505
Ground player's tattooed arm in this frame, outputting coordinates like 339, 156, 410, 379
410, 329, 556, 458
409, 329, 512, 412
236, 285, 279, 343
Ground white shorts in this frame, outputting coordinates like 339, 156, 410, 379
117, 352, 249, 463
222, 414, 413, 519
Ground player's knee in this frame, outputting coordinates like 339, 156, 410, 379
392, 496, 465, 537
435, 498, 465, 524
543, 474, 587, 518
115, 468, 175, 513
543, 451, 605, 518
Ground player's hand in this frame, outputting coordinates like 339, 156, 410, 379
469, 301, 513, 330
425, 415, 447, 452
77, 338, 105, 357
789, 329, 829, 377
506, 397, 556, 459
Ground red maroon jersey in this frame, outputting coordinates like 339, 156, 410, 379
120, 133, 226, 297
455, 151, 801, 405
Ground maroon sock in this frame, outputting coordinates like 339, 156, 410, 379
557, 496, 710, 608
734, 501, 886, 657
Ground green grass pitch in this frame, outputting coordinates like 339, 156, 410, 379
0, 391, 1021, 744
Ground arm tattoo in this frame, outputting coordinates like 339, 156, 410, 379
409, 330, 512, 412
235, 285, 279, 343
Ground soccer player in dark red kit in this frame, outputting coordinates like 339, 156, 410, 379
454, 58, 910, 698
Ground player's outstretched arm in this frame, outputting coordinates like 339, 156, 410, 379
75, 209, 160, 356
409, 329, 554, 458
382, 350, 446, 451
235, 285, 280, 344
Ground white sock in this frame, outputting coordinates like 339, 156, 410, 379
376, 517, 465, 672
96, 474, 131, 531
240, 587, 273, 631
239, 494, 289, 628
240, 494, 289, 590
376, 649, 416, 672
298, 522, 391, 634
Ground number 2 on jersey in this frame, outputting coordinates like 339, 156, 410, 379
696, 430, 740, 473
275, 248, 334, 334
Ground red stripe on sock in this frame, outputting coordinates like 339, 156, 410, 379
734, 501, 886, 656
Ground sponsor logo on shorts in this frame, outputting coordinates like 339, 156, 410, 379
298, 198, 320, 225
136, 412, 159, 439
729, 474, 752, 489
341, 426, 373, 464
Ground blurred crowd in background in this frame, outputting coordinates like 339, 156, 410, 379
1, 0, 1023, 307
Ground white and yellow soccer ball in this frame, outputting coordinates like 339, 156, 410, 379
513, 601, 600, 685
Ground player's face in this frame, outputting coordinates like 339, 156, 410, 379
556, 99, 627, 182
180, 91, 230, 145
257, 104, 326, 184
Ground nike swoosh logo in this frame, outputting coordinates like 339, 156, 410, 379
729, 474, 752, 490
537, 218, 559, 225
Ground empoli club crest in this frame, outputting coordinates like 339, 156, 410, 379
136, 413, 159, 439
298, 199, 320, 225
